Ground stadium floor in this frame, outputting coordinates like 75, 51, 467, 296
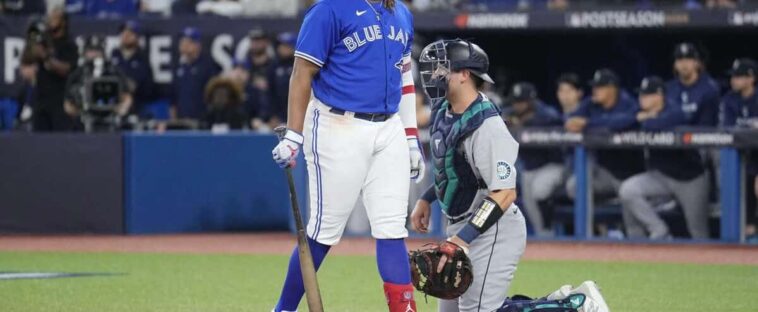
0, 234, 756, 311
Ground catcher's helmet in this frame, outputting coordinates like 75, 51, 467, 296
419, 39, 494, 100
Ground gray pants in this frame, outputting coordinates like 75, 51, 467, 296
566, 166, 621, 199
439, 205, 527, 312
618, 171, 710, 239
521, 163, 565, 234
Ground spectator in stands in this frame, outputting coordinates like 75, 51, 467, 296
23, 8, 78, 131
564, 69, 645, 199
112, 20, 156, 118
203, 76, 248, 130
706, 0, 739, 9
0, 0, 46, 15
63, 35, 132, 125
67, 0, 139, 17
720, 58, 758, 241
666, 42, 721, 127
619, 76, 710, 239
503, 82, 564, 237
244, 28, 276, 128
139, 0, 173, 16
556, 72, 584, 117
171, 0, 198, 15
0, 64, 36, 131
170, 26, 220, 121
268, 32, 296, 130
721, 58, 758, 128
237, 0, 298, 17
195, 0, 240, 17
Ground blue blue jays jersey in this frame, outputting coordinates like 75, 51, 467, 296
295, 0, 414, 114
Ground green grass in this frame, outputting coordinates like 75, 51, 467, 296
0, 252, 756, 311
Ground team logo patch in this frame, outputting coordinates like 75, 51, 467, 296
496, 161, 511, 181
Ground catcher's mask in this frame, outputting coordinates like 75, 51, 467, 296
419, 39, 494, 101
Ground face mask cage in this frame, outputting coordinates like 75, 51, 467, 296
419, 40, 452, 101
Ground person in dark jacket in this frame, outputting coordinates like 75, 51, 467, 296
619, 76, 709, 239
170, 27, 220, 121
720, 57, 758, 241
564, 68, 645, 199
503, 82, 564, 236
111, 20, 155, 118
666, 42, 721, 127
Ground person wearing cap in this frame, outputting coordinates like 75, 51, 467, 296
268, 32, 297, 129
244, 28, 277, 127
503, 82, 563, 237
666, 42, 721, 127
619, 76, 710, 239
555, 72, 584, 117
721, 58, 758, 128
720, 57, 758, 241
111, 20, 156, 119
63, 35, 132, 125
170, 26, 220, 121
564, 68, 645, 200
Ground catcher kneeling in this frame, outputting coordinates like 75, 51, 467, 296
409, 39, 610, 312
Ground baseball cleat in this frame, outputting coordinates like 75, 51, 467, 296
570, 281, 609, 312
546, 284, 573, 300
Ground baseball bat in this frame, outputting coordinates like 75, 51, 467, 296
275, 127, 324, 312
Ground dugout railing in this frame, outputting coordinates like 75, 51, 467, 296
509, 128, 757, 243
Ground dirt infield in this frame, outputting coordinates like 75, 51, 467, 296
0, 233, 756, 265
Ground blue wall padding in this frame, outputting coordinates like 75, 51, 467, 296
124, 132, 308, 234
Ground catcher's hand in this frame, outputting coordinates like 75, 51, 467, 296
409, 241, 474, 300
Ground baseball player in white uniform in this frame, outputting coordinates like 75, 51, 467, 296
270, 0, 423, 311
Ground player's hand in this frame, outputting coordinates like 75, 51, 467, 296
408, 137, 425, 183
411, 199, 431, 234
272, 129, 303, 168
436, 240, 469, 274
565, 117, 587, 133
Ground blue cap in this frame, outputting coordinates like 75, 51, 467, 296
277, 32, 297, 47
120, 20, 141, 35
181, 27, 201, 42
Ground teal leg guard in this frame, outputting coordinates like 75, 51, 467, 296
495, 293, 586, 312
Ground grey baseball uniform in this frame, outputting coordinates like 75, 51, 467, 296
436, 116, 527, 312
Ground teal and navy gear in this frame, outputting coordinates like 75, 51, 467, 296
430, 95, 500, 217
496, 294, 585, 312
456, 196, 505, 244
295, 0, 413, 114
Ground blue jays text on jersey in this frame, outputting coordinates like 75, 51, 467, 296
342, 25, 410, 53
294, 0, 414, 114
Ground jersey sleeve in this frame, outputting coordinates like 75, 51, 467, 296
470, 117, 519, 191
294, 2, 338, 68
403, 15, 414, 57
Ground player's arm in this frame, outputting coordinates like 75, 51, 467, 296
272, 1, 335, 168
449, 118, 520, 249
286, 58, 320, 133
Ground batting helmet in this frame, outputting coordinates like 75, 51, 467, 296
419, 39, 494, 100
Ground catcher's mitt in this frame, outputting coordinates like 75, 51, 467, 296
409, 241, 474, 299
